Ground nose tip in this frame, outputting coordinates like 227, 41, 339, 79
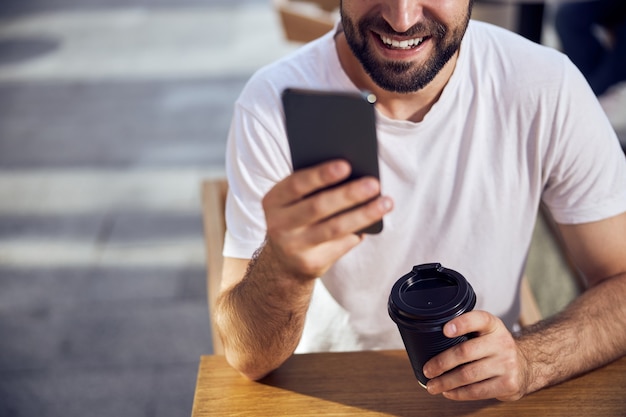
382, 2, 424, 34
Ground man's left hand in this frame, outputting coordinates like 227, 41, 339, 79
423, 310, 531, 401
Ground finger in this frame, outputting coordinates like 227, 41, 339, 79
444, 310, 499, 339
423, 313, 503, 379
265, 160, 351, 209
423, 335, 491, 381
425, 315, 521, 399
441, 377, 506, 401
269, 176, 384, 233
306, 194, 393, 243
440, 371, 524, 402
426, 355, 500, 396
269, 195, 391, 277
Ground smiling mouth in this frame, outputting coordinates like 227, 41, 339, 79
379, 34, 426, 50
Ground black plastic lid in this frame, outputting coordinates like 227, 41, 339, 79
388, 263, 476, 326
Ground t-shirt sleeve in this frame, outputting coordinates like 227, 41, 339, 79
222, 87, 292, 259
541, 59, 626, 224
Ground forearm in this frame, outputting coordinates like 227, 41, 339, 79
214, 245, 315, 380
517, 273, 626, 394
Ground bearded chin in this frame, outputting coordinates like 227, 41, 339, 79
353, 45, 456, 94
367, 57, 442, 94
341, 9, 467, 94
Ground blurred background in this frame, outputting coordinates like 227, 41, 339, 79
0, 1, 623, 416
0, 0, 296, 415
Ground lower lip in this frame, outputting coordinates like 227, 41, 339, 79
372, 33, 428, 59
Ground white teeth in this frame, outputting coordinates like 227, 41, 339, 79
380, 35, 424, 49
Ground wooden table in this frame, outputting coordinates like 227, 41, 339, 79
192, 350, 626, 416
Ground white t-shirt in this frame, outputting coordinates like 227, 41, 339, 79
223, 20, 626, 352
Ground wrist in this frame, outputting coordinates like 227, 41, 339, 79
514, 324, 561, 395
259, 238, 321, 285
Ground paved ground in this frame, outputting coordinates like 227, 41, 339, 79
0, 1, 297, 416
0, 1, 622, 416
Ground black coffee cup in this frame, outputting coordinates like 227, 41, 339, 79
388, 263, 476, 387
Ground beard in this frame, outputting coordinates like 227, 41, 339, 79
341, 4, 472, 93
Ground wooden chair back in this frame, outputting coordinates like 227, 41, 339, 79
519, 275, 542, 326
201, 178, 228, 355
272, 0, 337, 42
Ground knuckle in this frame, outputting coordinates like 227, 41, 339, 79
261, 192, 273, 211
316, 219, 341, 242
265, 221, 282, 241
430, 355, 447, 373
343, 181, 362, 201
324, 219, 345, 238
489, 312, 506, 331
308, 197, 326, 217
459, 365, 478, 382
503, 336, 518, 350
503, 377, 518, 392
478, 310, 495, 326
500, 375, 521, 397
347, 178, 377, 202
265, 222, 279, 238
456, 341, 474, 358
264, 213, 293, 238
291, 255, 320, 277
504, 353, 519, 370
364, 198, 385, 217
278, 239, 299, 259
466, 382, 489, 399
290, 180, 309, 198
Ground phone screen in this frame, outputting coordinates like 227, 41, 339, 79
282, 88, 382, 234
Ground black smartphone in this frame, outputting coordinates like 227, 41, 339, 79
282, 88, 383, 234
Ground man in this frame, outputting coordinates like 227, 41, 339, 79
215, 0, 626, 402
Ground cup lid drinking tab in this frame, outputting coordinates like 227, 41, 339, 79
388, 263, 476, 324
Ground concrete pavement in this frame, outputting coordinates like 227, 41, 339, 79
0, 1, 296, 416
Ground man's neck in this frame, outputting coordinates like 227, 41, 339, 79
335, 32, 458, 123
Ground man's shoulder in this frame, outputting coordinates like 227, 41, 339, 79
462, 20, 572, 85
466, 20, 566, 63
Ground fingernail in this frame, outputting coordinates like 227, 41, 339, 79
426, 381, 437, 394
380, 197, 393, 211
446, 323, 457, 336
331, 161, 349, 176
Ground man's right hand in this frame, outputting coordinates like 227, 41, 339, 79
215, 159, 392, 380
262, 159, 393, 280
